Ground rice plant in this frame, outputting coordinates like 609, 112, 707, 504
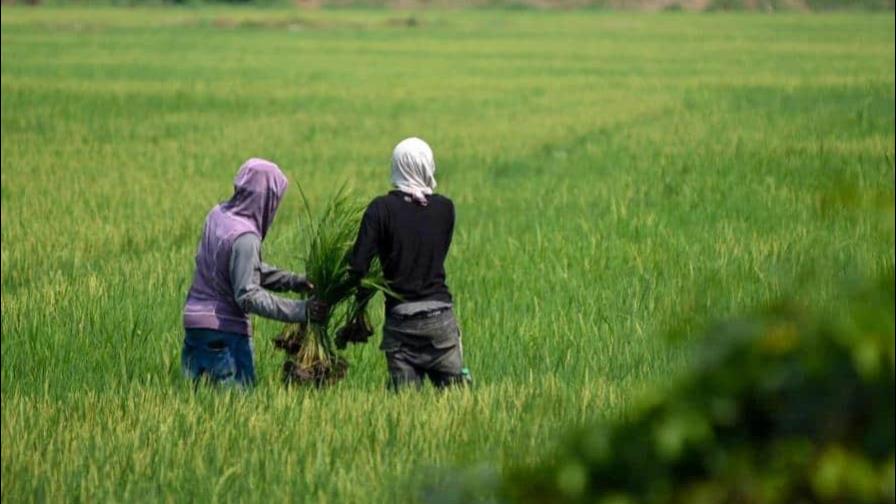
274, 185, 390, 387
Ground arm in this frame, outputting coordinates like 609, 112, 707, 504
446, 199, 455, 254
230, 234, 307, 323
347, 202, 381, 303
259, 262, 310, 293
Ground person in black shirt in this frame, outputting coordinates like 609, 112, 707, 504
347, 137, 469, 390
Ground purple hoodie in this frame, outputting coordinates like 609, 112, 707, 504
183, 158, 288, 336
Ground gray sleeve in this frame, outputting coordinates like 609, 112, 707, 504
230, 234, 308, 323
259, 262, 305, 292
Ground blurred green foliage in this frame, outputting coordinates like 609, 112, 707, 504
499, 271, 895, 504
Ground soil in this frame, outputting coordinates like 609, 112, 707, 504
273, 323, 349, 388
281, 357, 348, 388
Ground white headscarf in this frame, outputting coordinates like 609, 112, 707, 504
391, 137, 436, 206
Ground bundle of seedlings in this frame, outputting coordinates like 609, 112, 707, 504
335, 288, 377, 350
273, 187, 389, 388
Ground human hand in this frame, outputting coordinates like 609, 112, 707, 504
335, 314, 374, 350
306, 299, 329, 323
292, 276, 315, 293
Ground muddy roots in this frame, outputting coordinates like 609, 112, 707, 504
335, 314, 374, 350
274, 323, 348, 388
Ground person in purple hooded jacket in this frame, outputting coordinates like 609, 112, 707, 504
182, 158, 328, 387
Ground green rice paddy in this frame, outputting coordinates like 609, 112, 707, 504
2, 8, 893, 502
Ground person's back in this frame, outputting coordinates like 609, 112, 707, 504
181, 158, 325, 388
348, 138, 469, 390
184, 205, 260, 335
355, 190, 454, 312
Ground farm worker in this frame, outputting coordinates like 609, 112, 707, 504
182, 158, 328, 387
347, 138, 470, 390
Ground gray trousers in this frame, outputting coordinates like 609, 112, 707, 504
382, 308, 465, 390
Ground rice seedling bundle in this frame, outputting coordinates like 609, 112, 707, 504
274, 186, 389, 387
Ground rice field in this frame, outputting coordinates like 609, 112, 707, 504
1, 8, 894, 502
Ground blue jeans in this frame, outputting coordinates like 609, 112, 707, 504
182, 329, 255, 387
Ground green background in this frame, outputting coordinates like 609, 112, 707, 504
2, 9, 894, 502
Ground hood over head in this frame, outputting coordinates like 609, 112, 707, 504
225, 158, 288, 239
391, 137, 436, 206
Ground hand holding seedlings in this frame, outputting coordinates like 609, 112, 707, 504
292, 277, 315, 293
335, 313, 374, 350
274, 186, 391, 388
307, 299, 330, 323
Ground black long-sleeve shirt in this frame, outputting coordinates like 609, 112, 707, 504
348, 191, 455, 312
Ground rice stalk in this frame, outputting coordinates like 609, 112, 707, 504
274, 185, 389, 387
